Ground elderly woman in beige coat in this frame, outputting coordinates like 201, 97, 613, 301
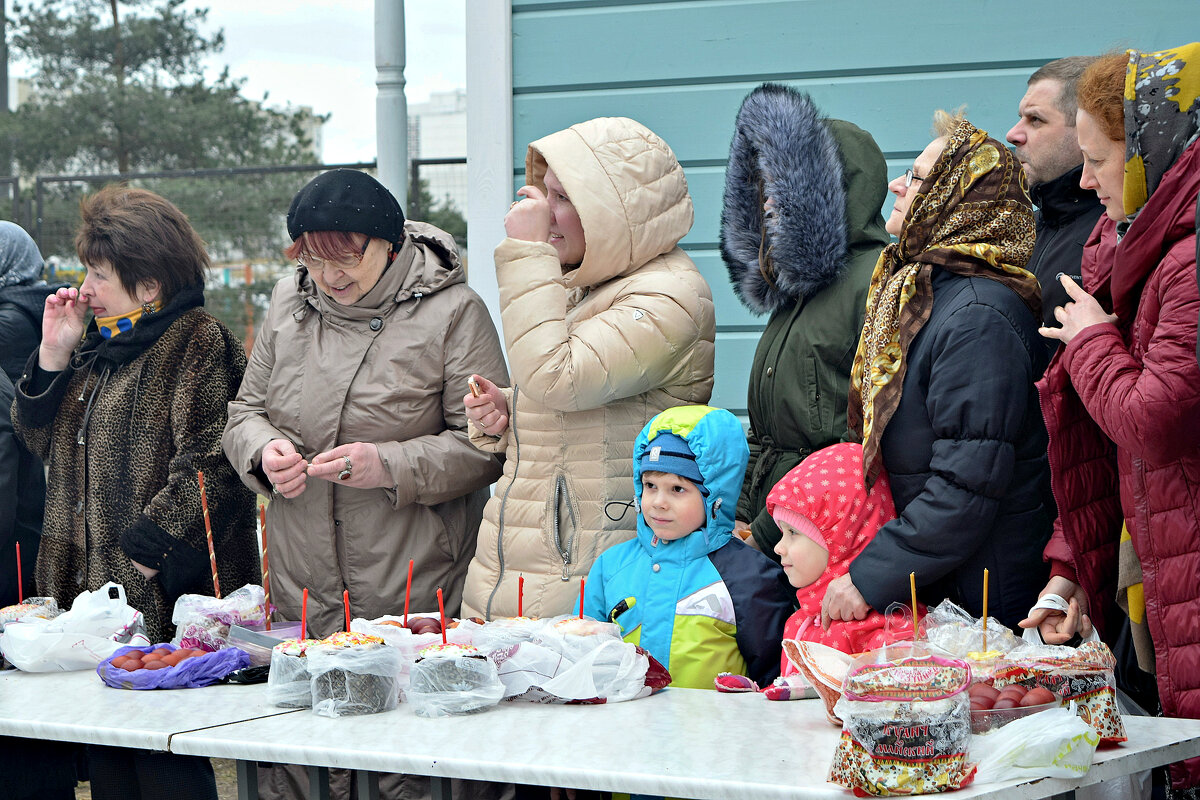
223, 170, 507, 640
463, 117, 716, 620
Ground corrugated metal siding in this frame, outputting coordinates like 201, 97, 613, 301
509, 0, 1183, 413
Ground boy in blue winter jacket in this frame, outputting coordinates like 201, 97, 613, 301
581, 405, 792, 688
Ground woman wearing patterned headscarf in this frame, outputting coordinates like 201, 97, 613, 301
821, 111, 1053, 634
0, 221, 65, 382
1021, 44, 1200, 793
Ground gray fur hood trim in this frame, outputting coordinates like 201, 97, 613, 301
720, 84, 848, 314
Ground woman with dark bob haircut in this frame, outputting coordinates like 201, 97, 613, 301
12, 185, 258, 800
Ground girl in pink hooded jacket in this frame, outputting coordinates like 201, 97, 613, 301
766, 442, 918, 672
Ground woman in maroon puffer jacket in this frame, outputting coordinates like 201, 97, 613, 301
1022, 46, 1200, 792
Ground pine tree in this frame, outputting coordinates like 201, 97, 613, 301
1, 0, 320, 175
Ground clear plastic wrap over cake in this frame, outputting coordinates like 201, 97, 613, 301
0, 597, 60, 632
307, 640, 403, 718
407, 644, 506, 717
267, 638, 321, 708
171, 584, 269, 651
349, 614, 478, 691
828, 647, 976, 796
922, 599, 1023, 662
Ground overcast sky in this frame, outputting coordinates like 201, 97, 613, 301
189, 0, 466, 163
6, 1, 466, 163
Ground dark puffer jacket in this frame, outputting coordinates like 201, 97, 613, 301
1040, 140, 1200, 787
848, 268, 1053, 630
720, 85, 890, 555
13, 288, 259, 642
1027, 166, 1104, 363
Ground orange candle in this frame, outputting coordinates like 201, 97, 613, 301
197, 470, 221, 599
259, 505, 271, 631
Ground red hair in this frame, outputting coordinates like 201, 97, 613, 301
283, 230, 365, 262
1077, 53, 1127, 142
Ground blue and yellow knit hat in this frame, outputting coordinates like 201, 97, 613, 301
639, 432, 708, 496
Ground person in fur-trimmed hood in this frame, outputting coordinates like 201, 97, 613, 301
721, 85, 891, 557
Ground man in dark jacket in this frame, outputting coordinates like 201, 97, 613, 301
1006, 57, 1105, 363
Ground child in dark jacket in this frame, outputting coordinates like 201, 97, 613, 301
582, 405, 792, 688
767, 442, 917, 672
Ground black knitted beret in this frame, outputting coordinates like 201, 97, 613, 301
286, 169, 406, 244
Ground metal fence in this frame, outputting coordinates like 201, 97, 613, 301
408, 157, 467, 222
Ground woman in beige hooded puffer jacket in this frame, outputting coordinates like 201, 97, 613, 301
462, 117, 715, 620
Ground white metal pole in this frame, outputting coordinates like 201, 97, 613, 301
465, 0, 513, 335
375, 0, 407, 210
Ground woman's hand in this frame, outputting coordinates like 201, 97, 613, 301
1018, 575, 1093, 644
821, 573, 871, 630
39, 287, 89, 371
262, 438, 309, 498
130, 560, 160, 580
464, 374, 509, 437
309, 442, 390, 490
1039, 274, 1118, 345
504, 185, 551, 244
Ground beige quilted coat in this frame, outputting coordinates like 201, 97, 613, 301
462, 117, 715, 619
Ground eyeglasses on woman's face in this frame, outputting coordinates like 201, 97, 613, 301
903, 168, 927, 188
297, 236, 370, 271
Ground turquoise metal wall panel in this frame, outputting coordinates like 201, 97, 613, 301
507, 0, 1187, 415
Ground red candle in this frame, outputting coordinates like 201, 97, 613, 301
436, 587, 447, 645
15, 542, 23, 603
518, 575, 524, 618
404, 558, 414, 626
579, 577, 585, 619
301, 588, 309, 641
343, 589, 351, 632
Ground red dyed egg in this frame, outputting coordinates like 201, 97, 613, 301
969, 683, 999, 701
1020, 687, 1057, 707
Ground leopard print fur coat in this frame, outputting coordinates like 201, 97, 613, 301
13, 288, 258, 642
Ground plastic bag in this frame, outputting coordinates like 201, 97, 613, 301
96, 643, 250, 689
490, 637, 652, 703
0, 583, 148, 671
529, 615, 623, 662
307, 643, 402, 718
171, 584, 268, 651
923, 598, 1023, 663
471, 616, 548, 653
407, 646, 505, 717
828, 644, 976, 796
1019, 593, 1102, 646
972, 703, 1099, 783
267, 640, 321, 708
782, 638, 855, 724
350, 614, 477, 692
0, 597, 60, 631
994, 640, 1126, 743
